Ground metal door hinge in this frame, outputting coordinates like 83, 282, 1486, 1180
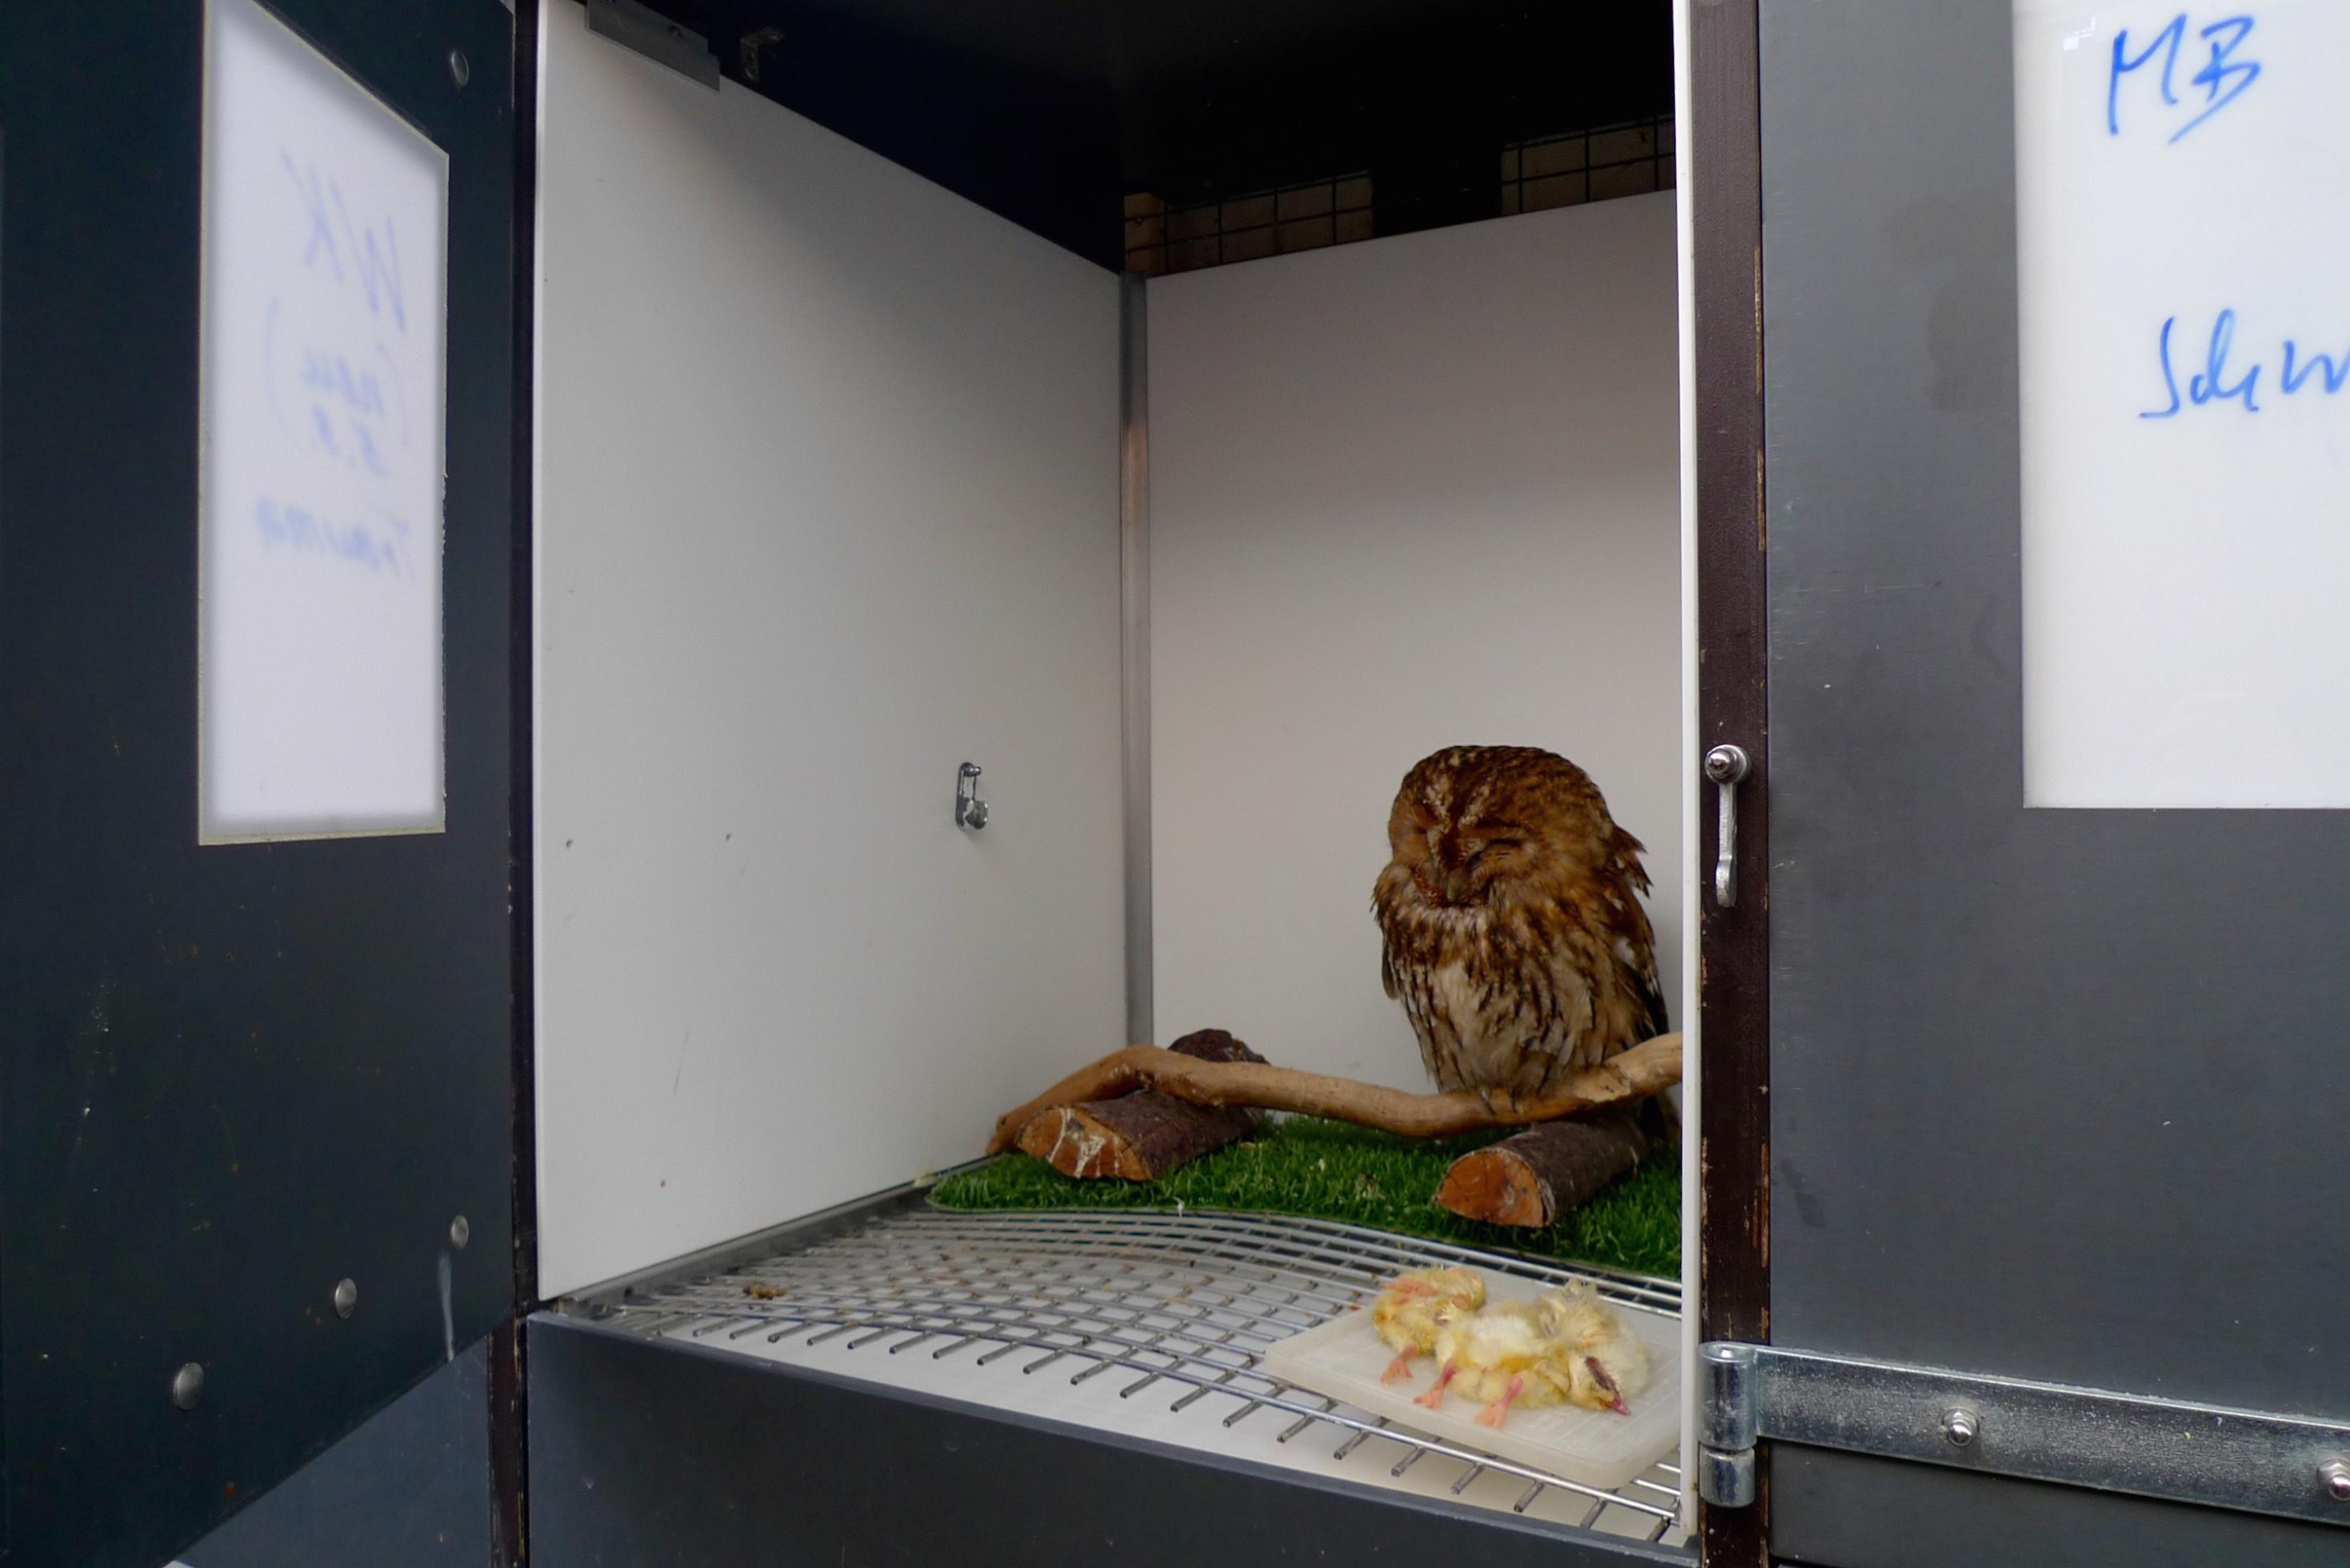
1696, 1342, 1759, 1506
1698, 1341, 2350, 1527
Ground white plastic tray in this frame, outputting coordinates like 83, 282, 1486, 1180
1259, 1270, 1680, 1493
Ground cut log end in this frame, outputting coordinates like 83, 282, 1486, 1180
1015, 1089, 1259, 1182
1435, 1113, 1651, 1229
1435, 1146, 1552, 1226
1017, 1105, 1152, 1180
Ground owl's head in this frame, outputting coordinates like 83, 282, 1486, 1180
1377, 745, 1633, 914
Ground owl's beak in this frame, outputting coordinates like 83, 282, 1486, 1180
1443, 869, 1468, 902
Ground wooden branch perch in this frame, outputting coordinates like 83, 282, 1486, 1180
1016, 1030, 1266, 1180
988, 1031, 1681, 1154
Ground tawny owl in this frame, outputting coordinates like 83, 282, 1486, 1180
1373, 746, 1667, 1100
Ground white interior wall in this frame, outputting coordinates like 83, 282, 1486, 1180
534, 4, 1124, 1297
1148, 194, 1683, 1090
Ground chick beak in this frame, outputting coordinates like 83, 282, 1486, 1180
1587, 1358, 1629, 1415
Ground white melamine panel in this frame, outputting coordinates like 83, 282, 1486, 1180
198, 0, 447, 842
2016, 0, 2350, 807
536, 4, 1123, 1295
1150, 194, 1683, 1090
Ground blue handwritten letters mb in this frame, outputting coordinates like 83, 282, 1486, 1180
2108, 12, 2260, 142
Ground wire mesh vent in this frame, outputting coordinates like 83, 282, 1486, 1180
1125, 174, 1375, 276
1500, 116, 1675, 216
584, 1206, 1686, 1545
1126, 117, 1675, 275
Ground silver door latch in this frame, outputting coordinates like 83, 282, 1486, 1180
1703, 744, 1751, 908
955, 762, 990, 830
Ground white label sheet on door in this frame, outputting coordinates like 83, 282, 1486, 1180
198, 0, 449, 841
2016, 1, 2350, 807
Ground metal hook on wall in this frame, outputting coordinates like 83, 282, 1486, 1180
955, 762, 990, 830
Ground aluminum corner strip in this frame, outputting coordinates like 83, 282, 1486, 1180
584, 0, 719, 88
1698, 1342, 2350, 1527
1119, 273, 1153, 1047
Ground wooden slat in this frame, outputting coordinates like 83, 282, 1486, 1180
1690, 0, 1772, 1562
498, 5, 544, 1562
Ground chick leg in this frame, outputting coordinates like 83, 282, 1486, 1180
1413, 1360, 1459, 1410
1379, 1351, 1419, 1385
1473, 1375, 1526, 1430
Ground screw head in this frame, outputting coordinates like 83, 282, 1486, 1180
171, 1362, 206, 1410
333, 1278, 358, 1318
447, 48, 470, 87
1943, 1407, 1979, 1448
449, 1214, 470, 1250
2320, 1459, 2350, 1501
1704, 743, 1751, 785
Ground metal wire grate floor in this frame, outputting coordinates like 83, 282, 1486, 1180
580, 1206, 1688, 1546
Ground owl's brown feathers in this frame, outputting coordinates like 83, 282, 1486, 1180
1372, 746, 1666, 1098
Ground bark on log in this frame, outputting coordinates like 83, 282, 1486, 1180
1433, 1109, 1651, 1228
1017, 1098, 1259, 1180
988, 1031, 1681, 1154
1015, 1030, 1265, 1181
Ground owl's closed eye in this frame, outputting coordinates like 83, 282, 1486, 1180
1371, 746, 1666, 1098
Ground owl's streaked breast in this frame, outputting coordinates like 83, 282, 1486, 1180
1396, 937, 1600, 1097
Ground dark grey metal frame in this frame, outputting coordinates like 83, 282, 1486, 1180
1687, 0, 1772, 1561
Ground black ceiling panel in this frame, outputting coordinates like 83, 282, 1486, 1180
639, 0, 1671, 268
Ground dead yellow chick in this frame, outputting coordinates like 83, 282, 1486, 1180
1415, 1298, 1567, 1428
1534, 1282, 1651, 1416
1371, 1266, 1487, 1384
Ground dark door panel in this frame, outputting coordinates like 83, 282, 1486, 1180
1760, 0, 2350, 1558
0, 2, 517, 1562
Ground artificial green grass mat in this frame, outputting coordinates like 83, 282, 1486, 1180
930, 1116, 1679, 1278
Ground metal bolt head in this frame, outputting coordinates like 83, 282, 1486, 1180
2320, 1459, 2350, 1501
333, 1278, 358, 1318
1943, 1407, 1980, 1448
1704, 743, 1751, 785
171, 1362, 206, 1411
449, 1214, 470, 1250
